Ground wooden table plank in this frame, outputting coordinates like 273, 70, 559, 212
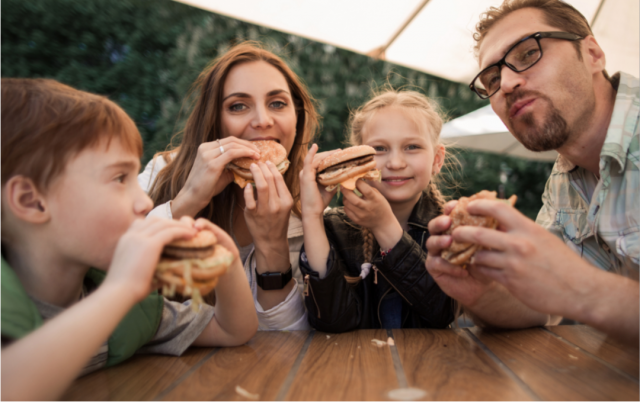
469, 327, 639, 401
159, 331, 309, 401
393, 328, 532, 401
546, 325, 639, 379
61, 347, 213, 401
285, 330, 398, 401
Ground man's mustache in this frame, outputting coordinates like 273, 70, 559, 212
505, 89, 549, 115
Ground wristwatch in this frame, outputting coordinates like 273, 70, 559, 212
256, 265, 293, 290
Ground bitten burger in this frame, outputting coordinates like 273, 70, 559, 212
227, 140, 290, 188
316, 145, 381, 191
441, 190, 517, 267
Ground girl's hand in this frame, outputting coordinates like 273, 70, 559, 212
342, 180, 403, 250
243, 161, 294, 268
173, 138, 261, 218
105, 216, 197, 303
300, 144, 339, 219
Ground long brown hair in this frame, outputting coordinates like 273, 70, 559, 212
148, 41, 319, 232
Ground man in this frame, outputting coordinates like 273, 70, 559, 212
426, 0, 638, 345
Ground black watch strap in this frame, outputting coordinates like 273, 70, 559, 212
256, 265, 293, 290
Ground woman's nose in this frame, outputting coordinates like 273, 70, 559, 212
251, 104, 274, 129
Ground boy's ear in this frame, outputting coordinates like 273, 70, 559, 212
432, 144, 446, 176
4, 176, 51, 224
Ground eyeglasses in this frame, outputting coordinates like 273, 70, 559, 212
469, 31, 583, 99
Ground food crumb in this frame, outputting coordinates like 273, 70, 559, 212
235, 385, 259, 400
357, 346, 361, 349
326, 335, 331, 339
387, 337, 395, 346
569, 354, 578, 360
335, 342, 338, 345
371, 338, 388, 347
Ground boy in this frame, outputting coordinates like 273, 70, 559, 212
1, 78, 258, 400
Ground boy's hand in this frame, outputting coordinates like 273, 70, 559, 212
342, 180, 403, 250
104, 216, 197, 304
193, 218, 240, 260
300, 144, 339, 219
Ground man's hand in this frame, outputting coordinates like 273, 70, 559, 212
425, 200, 495, 307
453, 199, 602, 317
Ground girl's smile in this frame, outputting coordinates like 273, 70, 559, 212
382, 176, 413, 186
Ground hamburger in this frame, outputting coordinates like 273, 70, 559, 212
227, 140, 290, 188
317, 145, 381, 191
441, 190, 517, 267
155, 230, 234, 308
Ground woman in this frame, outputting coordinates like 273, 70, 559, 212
138, 42, 319, 330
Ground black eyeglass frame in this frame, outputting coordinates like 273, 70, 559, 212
469, 31, 584, 99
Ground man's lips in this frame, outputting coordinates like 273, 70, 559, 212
509, 98, 536, 118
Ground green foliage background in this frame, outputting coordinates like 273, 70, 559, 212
1, 0, 553, 218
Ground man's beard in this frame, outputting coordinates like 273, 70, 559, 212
507, 92, 570, 152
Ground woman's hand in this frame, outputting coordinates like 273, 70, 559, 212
105, 216, 197, 304
172, 138, 260, 218
342, 180, 403, 250
300, 144, 339, 219
243, 160, 294, 272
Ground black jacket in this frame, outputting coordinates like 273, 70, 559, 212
299, 191, 455, 332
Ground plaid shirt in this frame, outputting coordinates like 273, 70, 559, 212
536, 72, 639, 277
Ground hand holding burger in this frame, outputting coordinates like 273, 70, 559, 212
441, 190, 517, 267
154, 226, 234, 309
227, 140, 290, 188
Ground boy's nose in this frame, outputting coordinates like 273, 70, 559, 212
135, 191, 154, 216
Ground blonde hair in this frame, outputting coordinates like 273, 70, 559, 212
348, 89, 448, 263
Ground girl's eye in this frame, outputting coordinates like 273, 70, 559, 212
271, 101, 287, 109
373, 146, 386, 152
406, 144, 421, 150
115, 174, 126, 184
229, 103, 247, 112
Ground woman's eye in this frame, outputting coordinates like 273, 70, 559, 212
271, 101, 287, 109
229, 103, 247, 112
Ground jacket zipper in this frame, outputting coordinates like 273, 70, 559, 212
303, 274, 321, 318
371, 266, 413, 307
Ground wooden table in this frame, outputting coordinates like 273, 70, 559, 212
63, 325, 639, 401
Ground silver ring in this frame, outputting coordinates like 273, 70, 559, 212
217, 139, 225, 154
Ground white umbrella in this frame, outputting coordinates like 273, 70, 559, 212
175, 0, 639, 85
441, 105, 558, 162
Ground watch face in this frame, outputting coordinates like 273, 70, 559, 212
257, 267, 292, 290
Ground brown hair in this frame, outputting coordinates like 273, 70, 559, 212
473, 0, 593, 58
148, 41, 319, 232
348, 89, 448, 263
1, 78, 142, 192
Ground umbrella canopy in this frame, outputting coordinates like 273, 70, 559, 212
441, 105, 558, 162
175, 0, 639, 85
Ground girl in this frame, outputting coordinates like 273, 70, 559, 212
299, 89, 455, 331
138, 42, 319, 331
